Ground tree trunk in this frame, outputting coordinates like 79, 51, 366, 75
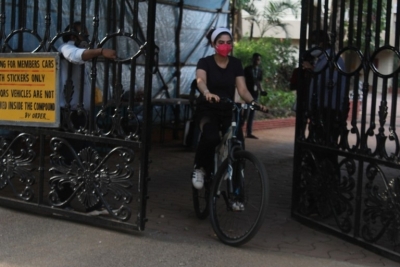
232, 3, 243, 41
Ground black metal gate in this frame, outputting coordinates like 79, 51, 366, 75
0, 0, 157, 232
292, 0, 400, 260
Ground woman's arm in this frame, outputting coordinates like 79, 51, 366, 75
236, 76, 254, 103
237, 76, 268, 112
196, 69, 219, 102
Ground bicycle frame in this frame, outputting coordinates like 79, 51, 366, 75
213, 101, 248, 211
207, 99, 268, 245
214, 102, 245, 172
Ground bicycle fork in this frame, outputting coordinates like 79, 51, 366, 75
220, 159, 245, 212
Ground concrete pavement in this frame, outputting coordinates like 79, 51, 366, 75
0, 126, 399, 267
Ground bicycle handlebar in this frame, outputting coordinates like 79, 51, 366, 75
218, 97, 268, 113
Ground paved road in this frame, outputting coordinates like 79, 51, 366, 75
1, 127, 400, 267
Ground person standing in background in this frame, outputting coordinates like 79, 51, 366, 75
59, 21, 117, 110
302, 30, 347, 143
244, 53, 267, 139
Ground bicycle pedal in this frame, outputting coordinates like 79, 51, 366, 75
231, 201, 245, 211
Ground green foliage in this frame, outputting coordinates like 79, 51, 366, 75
234, 0, 252, 9
258, 0, 300, 38
344, 1, 387, 50
268, 38, 297, 90
260, 88, 296, 110
234, 38, 275, 67
234, 37, 297, 113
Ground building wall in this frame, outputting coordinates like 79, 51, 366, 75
241, 0, 301, 40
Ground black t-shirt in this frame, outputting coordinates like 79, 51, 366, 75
196, 55, 244, 115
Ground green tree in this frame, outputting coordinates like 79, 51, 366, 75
257, 0, 300, 38
235, 38, 296, 90
234, 38, 297, 112
338, 0, 387, 50
269, 38, 297, 90
232, 0, 252, 40
233, 0, 299, 40
232, 1, 300, 115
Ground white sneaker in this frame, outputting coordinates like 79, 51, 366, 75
232, 201, 245, 211
192, 168, 205, 189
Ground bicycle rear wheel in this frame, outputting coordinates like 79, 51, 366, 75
209, 150, 269, 246
192, 174, 211, 219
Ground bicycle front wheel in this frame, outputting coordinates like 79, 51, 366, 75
209, 150, 269, 246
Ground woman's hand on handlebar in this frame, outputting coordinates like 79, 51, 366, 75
204, 91, 220, 102
256, 104, 268, 113
250, 101, 269, 113
259, 104, 268, 113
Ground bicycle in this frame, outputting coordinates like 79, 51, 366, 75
192, 98, 269, 246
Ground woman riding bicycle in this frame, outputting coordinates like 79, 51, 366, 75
192, 27, 268, 190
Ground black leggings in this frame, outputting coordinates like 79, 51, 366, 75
194, 113, 244, 175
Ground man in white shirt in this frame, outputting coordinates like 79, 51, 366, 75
58, 21, 116, 110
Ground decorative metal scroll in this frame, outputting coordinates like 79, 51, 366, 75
49, 137, 135, 221
362, 163, 400, 247
0, 0, 156, 232
292, 0, 400, 260
297, 150, 355, 233
0, 133, 36, 201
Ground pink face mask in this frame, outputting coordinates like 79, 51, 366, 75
215, 44, 232, 57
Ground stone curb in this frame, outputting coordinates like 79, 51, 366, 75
244, 117, 296, 131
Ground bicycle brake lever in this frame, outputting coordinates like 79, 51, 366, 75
219, 97, 232, 104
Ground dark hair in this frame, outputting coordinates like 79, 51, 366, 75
62, 21, 87, 43
205, 30, 213, 45
311, 30, 330, 46
206, 27, 232, 46
252, 53, 261, 65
